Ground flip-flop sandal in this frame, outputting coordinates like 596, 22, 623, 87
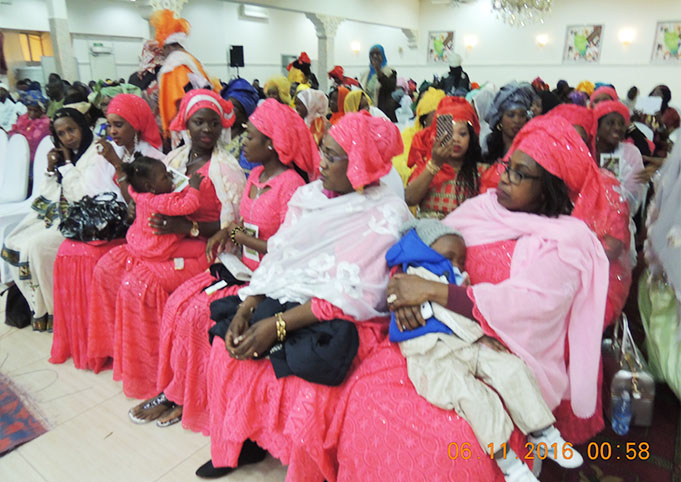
156, 411, 182, 428
128, 393, 174, 424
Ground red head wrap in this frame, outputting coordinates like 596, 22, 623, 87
506, 115, 626, 240
590, 86, 618, 106
169, 89, 234, 132
328, 65, 344, 80
591, 100, 631, 153
548, 104, 594, 144
249, 98, 319, 177
107, 94, 162, 149
329, 111, 402, 190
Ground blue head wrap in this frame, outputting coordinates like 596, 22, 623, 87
368, 44, 388, 79
19, 90, 48, 111
221, 78, 259, 118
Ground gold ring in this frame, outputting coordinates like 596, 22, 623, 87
387, 294, 397, 304
252, 352, 259, 358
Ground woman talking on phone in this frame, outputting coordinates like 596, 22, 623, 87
405, 97, 486, 219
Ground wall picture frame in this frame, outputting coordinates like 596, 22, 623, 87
563, 25, 603, 63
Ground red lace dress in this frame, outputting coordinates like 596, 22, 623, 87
158, 166, 304, 434
85, 162, 220, 398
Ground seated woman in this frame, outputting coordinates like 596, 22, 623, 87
294, 88, 328, 145
328, 86, 349, 126
84, 90, 246, 397
128, 98, 315, 430
11, 90, 50, 162
263, 76, 291, 105
548, 104, 632, 327
329, 116, 610, 481
50, 94, 165, 367
2, 109, 93, 331
220, 78, 260, 175
406, 96, 486, 219
87, 81, 142, 138
392, 87, 446, 185
198, 112, 411, 479
480, 82, 534, 191
344, 89, 389, 120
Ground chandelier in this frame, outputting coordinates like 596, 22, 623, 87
491, 0, 552, 27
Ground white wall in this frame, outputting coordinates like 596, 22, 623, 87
1, 0, 679, 98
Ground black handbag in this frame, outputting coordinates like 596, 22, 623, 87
59, 192, 131, 242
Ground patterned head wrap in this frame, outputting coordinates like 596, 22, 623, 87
485, 81, 534, 128
296, 89, 328, 126
169, 89, 234, 132
87, 81, 142, 110
329, 111, 402, 190
19, 90, 48, 111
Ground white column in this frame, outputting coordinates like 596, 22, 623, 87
305, 13, 343, 92
46, 0, 78, 81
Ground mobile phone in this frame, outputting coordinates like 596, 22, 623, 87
420, 301, 434, 320
435, 113, 454, 144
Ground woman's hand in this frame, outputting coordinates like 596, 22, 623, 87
127, 199, 136, 222
225, 307, 253, 354
189, 172, 204, 190
47, 148, 61, 172
430, 136, 456, 167
387, 273, 445, 308
394, 306, 426, 332
205, 228, 230, 262
229, 317, 277, 360
148, 214, 192, 235
96, 139, 122, 168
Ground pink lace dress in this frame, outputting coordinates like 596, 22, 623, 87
158, 166, 304, 434
85, 162, 220, 398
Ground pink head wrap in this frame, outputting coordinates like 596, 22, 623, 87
329, 111, 402, 190
249, 98, 320, 177
107, 94, 162, 149
506, 115, 619, 240
591, 100, 631, 154
169, 89, 235, 132
548, 104, 594, 144
590, 86, 618, 106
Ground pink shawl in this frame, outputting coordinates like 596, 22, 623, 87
443, 191, 609, 418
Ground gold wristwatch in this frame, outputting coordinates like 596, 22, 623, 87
190, 221, 200, 237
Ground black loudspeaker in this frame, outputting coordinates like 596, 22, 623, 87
229, 45, 244, 67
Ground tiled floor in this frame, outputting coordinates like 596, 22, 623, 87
0, 290, 288, 482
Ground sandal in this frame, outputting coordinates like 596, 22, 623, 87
128, 392, 174, 424
46, 315, 54, 333
31, 314, 47, 332
156, 404, 183, 428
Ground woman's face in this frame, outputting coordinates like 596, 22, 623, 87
358, 95, 370, 112
188, 108, 222, 151
530, 98, 542, 117
422, 110, 436, 128
597, 113, 626, 148
450, 121, 471, 161
230, 98, 247, 129
500, 108, 528, 140
53, 116, 82, 151
496, 150, 544, 213
370, 48, 383, 66
100, 96, 113, 115
107, 113, 136, 147
27, 106, 43, 120
294, 97, 308, 119
243, 122, 272, 165
319, 134, 354, 194
329, 90, 338, 113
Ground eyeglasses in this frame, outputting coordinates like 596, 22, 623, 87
501, 161, 541, 185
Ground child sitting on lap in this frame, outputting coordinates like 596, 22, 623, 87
387, 219, 583, 482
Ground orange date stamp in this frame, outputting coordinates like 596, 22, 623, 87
447, 441, 650, 461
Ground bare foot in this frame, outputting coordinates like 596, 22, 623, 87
156, 404, 183, 427
128, 392, 174, 424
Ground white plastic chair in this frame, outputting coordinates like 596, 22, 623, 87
0, 134, 30, 203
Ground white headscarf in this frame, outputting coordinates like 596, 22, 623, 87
297, 89, 328, 127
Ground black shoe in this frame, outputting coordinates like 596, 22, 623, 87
195, 439, 267, 479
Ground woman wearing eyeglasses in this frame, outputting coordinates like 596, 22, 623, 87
405, 97, 486, 219
334, 117, 611, 481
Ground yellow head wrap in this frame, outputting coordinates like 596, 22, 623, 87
415, 87, 446, 130
264, 76, 292, 105
575, 80, 595, 96
343, 90, 372, 113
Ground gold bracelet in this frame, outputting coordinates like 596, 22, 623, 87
275, 312, 287, 342
426, 160, 441, 176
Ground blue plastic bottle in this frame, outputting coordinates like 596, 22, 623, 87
611, 391, 632, 435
